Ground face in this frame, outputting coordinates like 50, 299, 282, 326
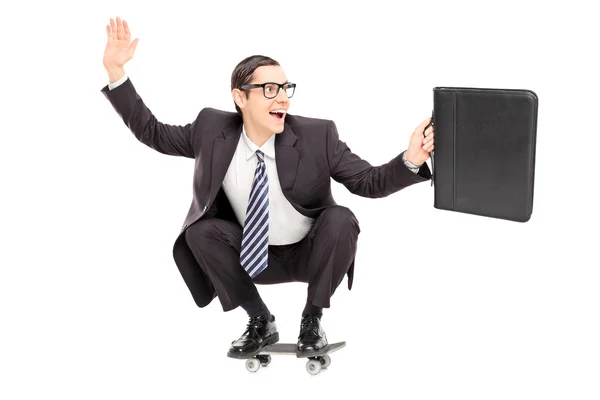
232, 65, 291, 135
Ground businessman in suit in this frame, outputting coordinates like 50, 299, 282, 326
101, 17, 435, 359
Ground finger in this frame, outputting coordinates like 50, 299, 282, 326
123, 19, 131, 42
423, 135, 434, 145
117, 16, 124, 40
416, 117, 432, 132
128, 38, 139, 56
110, 18, 117, 41
106, 24, 111, 40
423, 126, 434, 137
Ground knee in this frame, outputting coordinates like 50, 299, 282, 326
185, 218, 243, 251
184, 219, 217, 247
320, 206, 360, 234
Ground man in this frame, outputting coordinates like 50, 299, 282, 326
100, 16, 435, 359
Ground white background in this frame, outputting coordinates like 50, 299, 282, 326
1, 0, 598, 399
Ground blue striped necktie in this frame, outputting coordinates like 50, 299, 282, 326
240, 150, 269, 278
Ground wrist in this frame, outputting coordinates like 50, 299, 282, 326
403, 151, 422, 168
105, 66, 126, 84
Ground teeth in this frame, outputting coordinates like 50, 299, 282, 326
270, 110, 286, 113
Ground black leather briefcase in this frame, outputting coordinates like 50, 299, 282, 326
429, 86, 538, 222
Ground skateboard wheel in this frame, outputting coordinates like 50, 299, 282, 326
258, 354, 271, 366
320, 355, 331, 369
245, 358, 260, 372
306, 359, 322, 375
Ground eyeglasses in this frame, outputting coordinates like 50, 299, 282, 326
239, 82, 296, 99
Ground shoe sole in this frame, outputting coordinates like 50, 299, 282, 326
296, 343, 330, 358
227, 332, 280, 359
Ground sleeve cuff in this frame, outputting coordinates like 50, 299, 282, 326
402, 150, 422, 174
108, 73, 128, 90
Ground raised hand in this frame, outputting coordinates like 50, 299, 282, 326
103, 16, 139, 70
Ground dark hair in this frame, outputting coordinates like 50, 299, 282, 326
231, 55, 280, 116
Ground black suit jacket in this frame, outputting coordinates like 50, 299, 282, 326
101, 78, 432, 307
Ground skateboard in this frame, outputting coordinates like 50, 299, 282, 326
233, 341, 346, 375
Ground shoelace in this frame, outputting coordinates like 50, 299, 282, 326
241, 316, 266, 339
298, 316, 320, 339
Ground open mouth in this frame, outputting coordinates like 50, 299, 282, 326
269, 110, 286, 120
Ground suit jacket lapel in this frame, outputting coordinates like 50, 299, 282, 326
275, 123, 300, 192
210, 119, 300, 197
210, 122, 241, 197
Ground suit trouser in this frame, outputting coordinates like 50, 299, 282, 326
182, 205, 360, 312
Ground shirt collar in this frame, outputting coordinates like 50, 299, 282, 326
242, 125, 276, 160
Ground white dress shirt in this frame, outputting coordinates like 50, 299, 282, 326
222, 127, 315, 244
108, 74, 425, 245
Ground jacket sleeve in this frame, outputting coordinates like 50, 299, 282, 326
326, 120, 431, 198
101, 77, 198, 158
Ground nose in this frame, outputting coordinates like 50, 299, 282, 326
275, 87, 289, 102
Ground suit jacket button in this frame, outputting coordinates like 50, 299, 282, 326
183, 224, 188, 229
203, 206, 208, 212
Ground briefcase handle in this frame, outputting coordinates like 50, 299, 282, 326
423, 109, 435, 187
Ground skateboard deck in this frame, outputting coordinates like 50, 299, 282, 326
234, 341, 346, 375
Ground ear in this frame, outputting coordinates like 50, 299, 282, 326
232, 88, 246, 111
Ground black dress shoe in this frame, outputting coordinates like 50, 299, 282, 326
297, 314, 328, 355
227, 314, 279, 359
